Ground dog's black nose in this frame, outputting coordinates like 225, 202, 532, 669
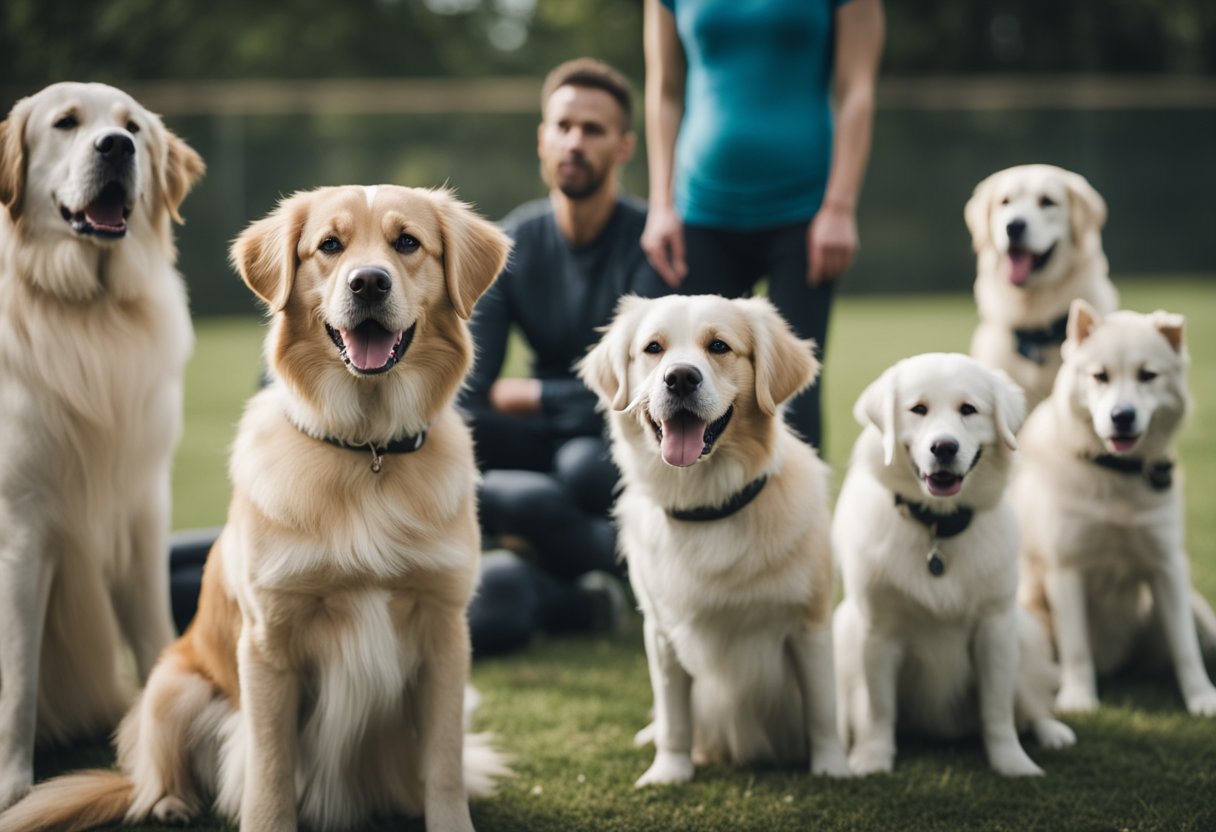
1111, 404, 1137, 432
94, 132, 135, 162
930, 437, 959, 462
1006, 218, 1027, 242
348, 267, 392, 302
664, 364, 702, 398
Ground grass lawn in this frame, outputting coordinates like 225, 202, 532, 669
41, 278, 1216, 830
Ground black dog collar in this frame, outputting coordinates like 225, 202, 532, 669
1013, 312, 1069, 366
668, 475, 769, 522
320, 429, 428, 473
1087, 453, 1174, 491
893, 493, 974, 577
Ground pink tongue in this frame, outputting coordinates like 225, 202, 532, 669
660, 413, 707, 467
340, 323, 402, 371
84, 199, 125, 229
1005, 250, 1033, 286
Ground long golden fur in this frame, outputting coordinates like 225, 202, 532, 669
0, 82, 203, 811
0, 185, 511, 832
579, 294, 849, 787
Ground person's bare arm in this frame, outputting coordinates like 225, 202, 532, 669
809, 0, 885, 286
641, 0, 688, 288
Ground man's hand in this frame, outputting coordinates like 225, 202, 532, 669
808, 203, 859, 287
490, 377, 542, 416
641, 204, 688, 288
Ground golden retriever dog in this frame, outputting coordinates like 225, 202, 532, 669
0, 82, 203, 811
1014, 300, 1216, 717
833, 353, 1075, 777
966, 164, 1118, 410
579, 294, 850, 786
0, 185, 512, 832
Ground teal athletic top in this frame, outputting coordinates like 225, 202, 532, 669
661, 0, 850, 230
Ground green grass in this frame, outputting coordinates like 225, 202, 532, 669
48, 278, 1216, 830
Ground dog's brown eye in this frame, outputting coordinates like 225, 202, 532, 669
1138, 368, 1157, 383
1000, 196, 1010, 206
394, 233, 420, 254
959, 403, 977, 416
53, 114, 78, 130
644, 341, 663, 354
319, 237, 343, 254
1093, 370, 1109, 384
910, 404, 928, 415
708, 339, 731, 354
126, 120, 140, 134
1039, 196, 1056, 208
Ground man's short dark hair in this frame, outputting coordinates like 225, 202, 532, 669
541, 58, 634, 130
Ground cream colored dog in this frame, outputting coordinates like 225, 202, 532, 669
966, 164, 1118, 410
579, 294, 849, 787
1014, 300, 1216, 717
834, 353, 1075, 777
0, 185, 512, 832
0, 82, 203, 811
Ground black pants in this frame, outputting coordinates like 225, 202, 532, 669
680, 221, 836, 450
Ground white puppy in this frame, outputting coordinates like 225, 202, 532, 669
834, 353, 1075, 777
966, 164, 1118, 410
579, 294, 849, 787
0, 82, 203, 811
1014, 300, 1216, 716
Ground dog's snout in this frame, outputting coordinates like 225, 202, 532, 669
664, 364, 702, 398
930, 437, 959, 463
94, 132, 135, 163
1005, 218, 1027, 242
1111, 404, 1137, 432
347, 267, 393, 302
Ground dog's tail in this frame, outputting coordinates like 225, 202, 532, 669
0, 770, 132, 832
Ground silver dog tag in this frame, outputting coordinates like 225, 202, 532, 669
927, 547, 945, 577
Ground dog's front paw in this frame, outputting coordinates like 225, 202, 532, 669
988, 744, 1044, 777
810, 744, 851, 778
634, 751, 694, 787
1032, 717, 1077, 750
0, 765, 33, 812
1185, 687, 1216, 717
1054, 683, 1098, 714
847, 742, 894, 776
152, 795, 196, 825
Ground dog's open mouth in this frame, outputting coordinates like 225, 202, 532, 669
326, 319, 414, 375
1005, 243, 1055, 287
1107, 433, 1142, 453
924, 470, 964, 497
649, 406, 733, 468
59, 182, 131, 238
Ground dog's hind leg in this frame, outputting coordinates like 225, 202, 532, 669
1192, 588, 1216, 667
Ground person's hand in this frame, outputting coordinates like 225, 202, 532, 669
490, 377, 542, 416
641, 204, 688, 288
808, 203, 859, 287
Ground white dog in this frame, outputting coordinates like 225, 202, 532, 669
579, 294, 850, 786
834, 353, 1075, 777
966, 164, 1118, 410
0, 82, 203, 810
1014, 300, 1216, 716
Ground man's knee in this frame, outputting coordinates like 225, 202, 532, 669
553, 437, 618, 514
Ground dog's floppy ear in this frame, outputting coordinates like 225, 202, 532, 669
989, 367, 1026, 451
1061, 169, 1107, 246
158, 126, 205, 225
230, 193, 308, 314
742, 297, 819, 416
854, 364, 899, 466
1150, 309, 1186, 355
963, 172, 997, 253
433, 190, 511, 320
1066, 298, 1101, 346
578, 294, 647, 412
0, 98, 29, 220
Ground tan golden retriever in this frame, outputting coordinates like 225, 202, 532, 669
966, 164, 1118, 410
0, 82, 203, 811
0, 185, 512, 832
1014, 301, 1216, 717
579, 294, 849, 786
833, 353, 1074, 778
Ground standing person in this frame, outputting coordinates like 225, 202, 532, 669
641, 0, 885, 451
461, 57, 670, 655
